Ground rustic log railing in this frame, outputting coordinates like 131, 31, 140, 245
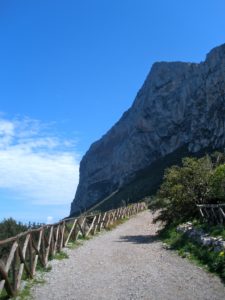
0, 202, 146, 298
197, 203, 225, 224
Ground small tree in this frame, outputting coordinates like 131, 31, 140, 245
152, 155, 214, 224
210, 164, 225, 202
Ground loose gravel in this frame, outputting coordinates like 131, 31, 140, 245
32, 211, 225, 300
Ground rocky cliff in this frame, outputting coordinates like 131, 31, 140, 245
70, 43, 225, 216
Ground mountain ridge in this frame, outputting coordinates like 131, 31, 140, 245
70, 43, 225, 216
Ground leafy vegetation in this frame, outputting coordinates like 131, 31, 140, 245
150, 152, 225, 282
0, 218, 29, 241
0, 218, 44, 241
0, 218, 45, 282
150, 152, 225, 225
159, 225, 225, 282
210, 164, 225, 201
192, 220, 225, 239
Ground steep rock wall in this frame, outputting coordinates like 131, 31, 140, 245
70, 43, 225, 216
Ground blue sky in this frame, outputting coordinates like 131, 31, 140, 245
0, 0, 225, 224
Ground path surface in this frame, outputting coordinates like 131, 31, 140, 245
32, 211, 225, 300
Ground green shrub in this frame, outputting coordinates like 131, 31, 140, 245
0, 218, 45, 241
210, 164, 225, 201
151, 153, 225, 225
0, 218, 29, 240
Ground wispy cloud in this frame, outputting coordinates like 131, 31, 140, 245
0, 116, 80, 206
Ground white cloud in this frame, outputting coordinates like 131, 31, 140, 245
0, 116, 80, 205
46, 216, 53, 224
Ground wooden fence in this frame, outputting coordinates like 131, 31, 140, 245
197, 203, 225, 224
0, 202, 146, 298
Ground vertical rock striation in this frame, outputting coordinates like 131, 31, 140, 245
70, 43, 225, 216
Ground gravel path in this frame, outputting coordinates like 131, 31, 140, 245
32, 211, 225, 300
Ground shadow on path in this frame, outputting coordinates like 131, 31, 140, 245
117, 234, 160, 244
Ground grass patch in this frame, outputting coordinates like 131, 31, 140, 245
0, 264, 51, 300
15, 264, 52, 300
78, 235, 91, 241
0, 289, 8, 300
14, 276, 46, 300
35, 262, 52, 273
66, 241, 81, 250
67, 234, 92, 249
159, 225, 225, 283
106, 217, 130, 231
0, 274, 47, 300
53, 251, 69, 260
192, 221, 225, 239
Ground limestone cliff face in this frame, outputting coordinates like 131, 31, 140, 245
70, 43, 225, 216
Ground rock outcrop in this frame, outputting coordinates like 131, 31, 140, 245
70, 43, 225, 216
177, 222, 225, 252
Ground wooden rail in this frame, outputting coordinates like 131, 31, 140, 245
0, 202, 146, 297
197, 203, 225, 224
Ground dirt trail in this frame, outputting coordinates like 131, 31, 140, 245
32, 211, 225, 300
